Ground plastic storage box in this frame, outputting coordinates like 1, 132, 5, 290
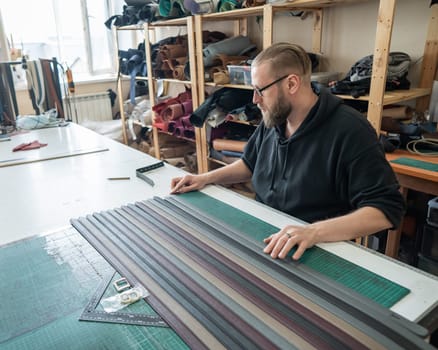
227, 65, 251, 85
427, 197, 438, 228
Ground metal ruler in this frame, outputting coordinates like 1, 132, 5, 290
79, 271, 168, 327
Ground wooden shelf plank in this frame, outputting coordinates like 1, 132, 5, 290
155, 129, 197, 143
271, 0, 367, 9
335, 88, 431, 105
208, 157, 228, 166
204, 82, 254, 89
152, 78, 192, 84
116, 25, 145, 31
146, 18, 189, 27
201, 7, 263, 20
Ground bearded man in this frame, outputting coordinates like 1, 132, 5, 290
171, 42, 404, 261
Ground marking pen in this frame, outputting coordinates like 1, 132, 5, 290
107, 177, 131, 180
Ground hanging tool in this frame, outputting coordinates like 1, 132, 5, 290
66, 66, 75, 94
64, 58, 80, 122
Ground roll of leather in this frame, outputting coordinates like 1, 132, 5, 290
183, 128, 195, 139
162, 103, 184, 121
172, 66, 186, 80
382, 106, 413, 120
159, 44, 187, 60
153, 121, 169, 131
174, 126, 185, 137
212, 138, 247, 152
182, 101, 193, 114
168, 118, 183, 133
181, 114, 192, 128
213, 70, 230, 84
215, 54, 247, 67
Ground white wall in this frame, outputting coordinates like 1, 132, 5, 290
250, 0, 431, 85
15, 77, 130, 117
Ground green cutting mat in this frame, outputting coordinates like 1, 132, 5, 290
0, 228, 188, 350
179, 191, 410, 308
391, 157, 438, 172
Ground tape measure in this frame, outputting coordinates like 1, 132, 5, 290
136, 161, 165, 173
79, 271, 168, 327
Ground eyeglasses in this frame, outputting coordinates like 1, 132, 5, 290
253, 74, 289, 97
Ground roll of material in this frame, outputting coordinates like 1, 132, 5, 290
159, 44, 187, 60
212, 138, 247, 152
172, 66, 186, 80
162, 103, 184, 121
182, 101, 193, 115
382, 106, 413, 120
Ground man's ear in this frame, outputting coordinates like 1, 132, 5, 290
287, 74, 300, 94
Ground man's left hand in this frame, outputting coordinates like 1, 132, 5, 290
263, 225, 318, 261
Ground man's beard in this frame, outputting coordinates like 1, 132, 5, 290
262, 92, 292, 128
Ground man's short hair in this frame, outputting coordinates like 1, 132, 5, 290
252, 42, 312, 80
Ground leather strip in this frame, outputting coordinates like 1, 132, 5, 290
71, 196, 433, 350
130, 200, 361, 350
71, 216, 212, 350
166, 196, 430, 345
99, 209, 281, 350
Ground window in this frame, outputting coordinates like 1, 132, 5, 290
0, 0, 124, 80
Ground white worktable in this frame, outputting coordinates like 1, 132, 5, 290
1, 123, 437, 326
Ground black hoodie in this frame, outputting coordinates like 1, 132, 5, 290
242, 85, 404, 227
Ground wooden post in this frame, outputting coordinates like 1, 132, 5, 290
416, 3, 438, 113
367, 0, 396, 133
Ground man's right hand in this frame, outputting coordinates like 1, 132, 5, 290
170, 174, 209, 194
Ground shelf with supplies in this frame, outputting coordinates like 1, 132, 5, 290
192, 0, 437, 173
143, 16, 204, 171
114, 1, 437, 174
114, 17, 203, 172
337, 88, 431, 106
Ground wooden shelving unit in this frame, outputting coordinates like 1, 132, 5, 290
114, 24, 146, 145
114, 17, 204, 171
192, 0, 437, 173
116, 1, 437, 174
143, 16, 202, 167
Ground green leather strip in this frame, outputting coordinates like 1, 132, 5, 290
391, 157, 438, 172
178, 191, 410, 308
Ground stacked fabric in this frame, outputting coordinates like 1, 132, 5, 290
152, 90, 195, 139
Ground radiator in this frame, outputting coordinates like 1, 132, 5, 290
63, 92, 113, 124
